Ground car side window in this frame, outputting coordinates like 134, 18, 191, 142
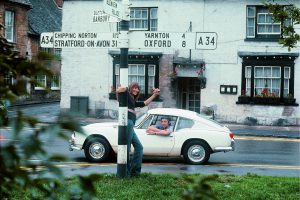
150, 115, 177, 131
138, 115, 153, 129
176, 117, 194, 131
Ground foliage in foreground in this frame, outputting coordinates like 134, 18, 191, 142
0, 23, 96, 199
8, 173, 300, 200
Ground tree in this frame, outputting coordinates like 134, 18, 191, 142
265, 1, 300, 51
0, 23, 96, 199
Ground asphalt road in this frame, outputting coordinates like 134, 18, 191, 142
2, 103, 299, 177
1, 128, 299, 177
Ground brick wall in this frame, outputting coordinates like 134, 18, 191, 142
0, 2, 29, 57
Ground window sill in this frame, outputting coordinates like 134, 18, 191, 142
34, 87, 46, 90
244, 38, 280, 42
109, 92, 162, 101
236, 96, 298, 106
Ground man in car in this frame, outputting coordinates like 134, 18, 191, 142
146, 116, 173, 135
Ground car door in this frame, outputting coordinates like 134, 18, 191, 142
134, 114, 176, 155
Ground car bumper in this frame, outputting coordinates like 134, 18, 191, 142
69, 132, 82, 151
214, 139, 235, 152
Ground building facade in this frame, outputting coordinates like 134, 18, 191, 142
0, 0, 62, 103
60, 0, 300, 125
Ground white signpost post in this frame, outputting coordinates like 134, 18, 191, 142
40, 0, 218, 179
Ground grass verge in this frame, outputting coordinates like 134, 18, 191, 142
10, 173, 300, 200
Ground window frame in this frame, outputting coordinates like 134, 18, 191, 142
4, 10, 15, 42
175, 117, 195, 131
111, 54, 160, 100
253, 66, 281, 97
238, 56, 297, 106
51, 75, 60, 90
34, 75, 47, 90
245, 5, 291, 41
118, 7, 158, 31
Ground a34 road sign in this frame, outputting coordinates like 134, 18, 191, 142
40, 31, 217, 50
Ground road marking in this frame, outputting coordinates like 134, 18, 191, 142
21, 162, 300, 171
235, 136, 300, 142
209, 163, 300, 170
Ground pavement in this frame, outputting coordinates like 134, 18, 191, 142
7, 102, 300, 139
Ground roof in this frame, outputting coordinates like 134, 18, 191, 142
8, 0, 32, 7
238, 51, 299, 58
27, 0, 62, 35
148, 108, 198, 119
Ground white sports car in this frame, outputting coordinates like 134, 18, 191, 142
69, 108, 235, 165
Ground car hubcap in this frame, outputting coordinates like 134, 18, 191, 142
188, 145, 205, 162
89, 142, 105, 159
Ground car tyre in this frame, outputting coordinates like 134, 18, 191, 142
84, 138, 110, 162
183, 140, 210, 164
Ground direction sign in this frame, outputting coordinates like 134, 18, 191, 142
195, 32, 217, 50
40, 31, 217, 50
93, 10, 120, 23
103, 0, 123, 19
128, 31, 217, 50
40, 32, 120, 48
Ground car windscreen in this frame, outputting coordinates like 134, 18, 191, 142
135, 113, 147, 127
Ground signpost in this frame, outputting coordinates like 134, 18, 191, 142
129, 31, 217, 50
40, 0, 218, 179
41, 31, 217, 50
92, 10, 120, 23
103, 0, 123, 19
40, 32, 120, 48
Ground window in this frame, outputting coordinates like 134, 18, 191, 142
51, 75, 60, 90
129, 64, 145, 93
116, 64, 146, 93
4, 73, 14, 85
135, 113, 147, 127
148, 65, 156, 93
114, 63, 157, 97
111, 54, 160, 99
5, 10, 15, 42
245, 66, 251, 96
54, 49, 62, 59
150, 115, 177, 128
121, 7, 157, 31
40, 48, 61, 59
239, 56, 297, 105
176, 117, 194, 131
150, 8, 158, 31
284, 67, 290, 97
35, 75, 47, 90
246, 6, 291, 40
254, 66, 281, 97
138, 115, 153, 129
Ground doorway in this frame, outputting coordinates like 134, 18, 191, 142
177, 78, 201, 113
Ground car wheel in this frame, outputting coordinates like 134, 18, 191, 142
183, 140, 210, 164
84, 138, 110, 162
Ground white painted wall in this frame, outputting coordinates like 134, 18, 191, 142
61, 0, 300, 125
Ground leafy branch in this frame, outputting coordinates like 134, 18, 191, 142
264, 1, 300, 51
0, 23, 97, 199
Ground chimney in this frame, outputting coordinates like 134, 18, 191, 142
54, 0, 63, 8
